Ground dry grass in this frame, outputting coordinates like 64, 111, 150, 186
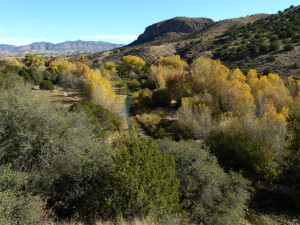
32, 85, 85, 107
48, 218, 158, 225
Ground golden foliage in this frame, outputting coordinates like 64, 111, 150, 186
157, 55, 187, 71
83, 67, 125, 117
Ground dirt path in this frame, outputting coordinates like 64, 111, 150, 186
32, 85, 85, 107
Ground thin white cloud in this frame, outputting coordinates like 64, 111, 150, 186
0, 37, 46, 46
0, 27, 15, 31
80, 34, 138, 43
22, 19, 40, 25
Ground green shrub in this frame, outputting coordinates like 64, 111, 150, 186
0, 85, 114, 219
0, 165, 46, 225
70, 101, 122, 132
244, 56, 251, 63
266, 56, 276, 62
0, 73, 24, 89
39, 80, 54, 90
144, 77, 157, 90
169, 120, 193, 140
19, 67, 43, 85
130, 88, 153, 114
263, 67, 273, 75
152, 88, 171, 107
156, 139, 250, 225
3, 65, 21, 75
106, 132, 181, 220
19, 68, 32, 82
269, 41, 280, 51
126, 79, 140, 90
247, 44, 259, 53
259, 43, 268, 52
283, 43, 295, 51
208, 125, 281, 182
293, 63, 300, 69
286, 104, 300, 208
209, 44, 218, 50
136, 112, 163, 135
27, 68, 43, 85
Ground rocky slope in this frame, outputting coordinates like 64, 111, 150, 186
131, 17, 214, 45
89, 5, 300, 78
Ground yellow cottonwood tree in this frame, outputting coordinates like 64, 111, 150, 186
84, 68, 125, 117
117, 55, 145, 77
157, 55, 187, 71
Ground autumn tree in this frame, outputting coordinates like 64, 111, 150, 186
24, 54, 45, 71
117, 55, 145, 77
157, 55, 187, 71
84, 67, 125, 118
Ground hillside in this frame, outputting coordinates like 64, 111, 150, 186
130, 16, 214, 45
0, 40, 124, 57
89, 5, 300, 78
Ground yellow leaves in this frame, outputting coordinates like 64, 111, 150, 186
122, 55, 145, 69
84, 68, 125, 117
262, 103, 288, 123
0, 57, 22, 68
149, 63, 185, 89
157, 55, 187, 71
49, 57, 76, 75
280, 106, 289, 119
24, 54, 45, 71
79, 56, 89, 63
246, 71, 292, 115
156, 74, 166, 88
230, 68, 246, 83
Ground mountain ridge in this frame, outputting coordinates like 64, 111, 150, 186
88, 5, 300, 78
130, 17, 214, 45
0, 40, 124, 57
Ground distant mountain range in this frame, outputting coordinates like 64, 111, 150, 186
0, 40, 124, 57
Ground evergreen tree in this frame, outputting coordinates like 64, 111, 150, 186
105, 131, 181, 220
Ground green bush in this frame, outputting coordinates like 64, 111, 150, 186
126, 79, 140, 90
106, 132, 181, 220
19, 68, 32, 82
247, 44, 259, 53
286, 104, 300, 208
293, 63, 300, 69
19, 68, 43, 85
136, 112, 162, 134
208, 125, 281, 182
283, 43, 295, 51
0, 73, 24, 89
28, 68, 43, 85
244, 56, 251, 63
70, 101, 122, 132
169, 120, 194, 140
259, 43, 268, 52
130, 88, 153, 114
3, 65, 21, 75
266, 55, 276, 62
39, 80, 54, 90
269, 41, 280, 51
263, 67, 273, 75
152, 88, 172, 107
0, 165, 46, 225
156, 139, 250, 225
144, 77, 157, 90
0, 85, 114, 219
209, 44, 218, 50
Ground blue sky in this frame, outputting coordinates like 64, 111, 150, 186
0, 0, 298, 46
